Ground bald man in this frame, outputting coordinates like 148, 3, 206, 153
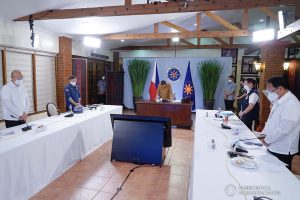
1, 70, 30, 128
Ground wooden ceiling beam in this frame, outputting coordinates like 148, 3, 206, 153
160, 21, 191, 33
125, 0, 132, 6
214, 37, 228, 45
154, 23, 159, 33
277, 19, 300, 39
242, 9, 248, 30
14, 0, 300, 21
291, 35, 300, 43
259, 7, 278, 22
113, 42, 300, 51
180, 39, 196, 47
112, 44, 254, 50
204, 11, 240, 30
196, 13, 201, 33
102, 30, 248, 40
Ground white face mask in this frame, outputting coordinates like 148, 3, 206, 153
70, 81, 76, 86
244, 85, 250, 92
228, 79, 232, 83
15, 79, 23, 86
267, 92, 278, 103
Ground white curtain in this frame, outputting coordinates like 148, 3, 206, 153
6, 51, 34, 113
36, 55, 56, 111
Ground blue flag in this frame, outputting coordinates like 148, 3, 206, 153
182, 61, 195, 110
155, 63, 160, 88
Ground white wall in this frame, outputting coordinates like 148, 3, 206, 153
72, 40, 113, 61
120, 48, 246, 83
0, 18, 59, 53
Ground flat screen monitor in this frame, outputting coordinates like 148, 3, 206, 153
110, 114, 172, 165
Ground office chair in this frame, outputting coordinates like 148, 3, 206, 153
46, 102, 59, 117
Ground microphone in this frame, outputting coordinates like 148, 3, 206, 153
10, 115, 31, 131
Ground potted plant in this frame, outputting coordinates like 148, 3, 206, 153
198, 59, 223, 110
128, 59, 151, 111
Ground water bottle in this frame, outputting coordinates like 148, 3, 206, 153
217, 107, 221, 118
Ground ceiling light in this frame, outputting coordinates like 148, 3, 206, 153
253, 29, 275, 42
259, 19, 264, 22
170, 29, 179, 33
121, 40, 125, 42
172, 37, 180, 42
194, 23, 197, 26
278, 11, 284, 30
83, 37, 101, 48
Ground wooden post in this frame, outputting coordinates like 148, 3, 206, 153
32, 53, 37, 112
2, 48, 7, 84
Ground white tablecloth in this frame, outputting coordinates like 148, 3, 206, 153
189, 110, 300, 200
0, 105, 122, 200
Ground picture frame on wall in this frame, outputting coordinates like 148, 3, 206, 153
241, 75, 260, 88
241, 56, 260, 74
221, 48, 238, 64
232, 65, 237, 80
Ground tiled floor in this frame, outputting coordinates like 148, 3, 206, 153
31, 113, 194, 200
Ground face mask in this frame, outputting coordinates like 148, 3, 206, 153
267, 92, 278, 103
15, 79, 23, 86
244, 85, 250, 92
70, 81, 76, 86
228, 80, 232, 83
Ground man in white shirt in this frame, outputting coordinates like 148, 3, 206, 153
238, 78, 260, 130
261, 77, 300, 169
1, 70, 30, 128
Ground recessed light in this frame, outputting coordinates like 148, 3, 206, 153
194, 23, 197, 26
121, 40, 125, 42
172, 37, 180, 42
259, 19, 264, 22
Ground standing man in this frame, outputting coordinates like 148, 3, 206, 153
156, 80, 173, 101
1, 70, 30, 128
261, 77, 300, 170
224, 75, 236, 111
64, 76, 81, 111
97, 75, 106, 104
238, 78, 260, 130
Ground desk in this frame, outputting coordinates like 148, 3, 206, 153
136, 100, 193, 128
0, 105, 122, 200
189, 110, 300, 200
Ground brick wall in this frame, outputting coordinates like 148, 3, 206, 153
57, 36, 72, 112
258, 43, 286, 129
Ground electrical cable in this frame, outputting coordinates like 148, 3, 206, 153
109, 164, 155, 200
253, 196, 273, 200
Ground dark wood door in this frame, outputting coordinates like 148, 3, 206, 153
106, 71, 124, 105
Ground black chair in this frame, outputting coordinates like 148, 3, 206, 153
46, 102, 60, 117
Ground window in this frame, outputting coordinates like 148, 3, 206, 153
36, 55, 56, 111
6, 51, 34, 113
0, 50, 3, 119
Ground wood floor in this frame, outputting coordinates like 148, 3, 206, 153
31, 119, 194, 200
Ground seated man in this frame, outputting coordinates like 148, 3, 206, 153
156, 80, 173, 101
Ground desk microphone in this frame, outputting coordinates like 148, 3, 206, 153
10, 115, 32, 131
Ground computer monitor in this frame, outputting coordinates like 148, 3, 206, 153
110, 114, 172, 165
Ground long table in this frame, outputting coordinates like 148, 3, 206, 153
189, 110, 300, 200
0, 105, 122, 200
136, 100, 193, 128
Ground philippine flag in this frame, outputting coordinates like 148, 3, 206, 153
149, 62, 160, 101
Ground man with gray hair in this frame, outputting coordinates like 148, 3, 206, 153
1, 70, 30, 128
